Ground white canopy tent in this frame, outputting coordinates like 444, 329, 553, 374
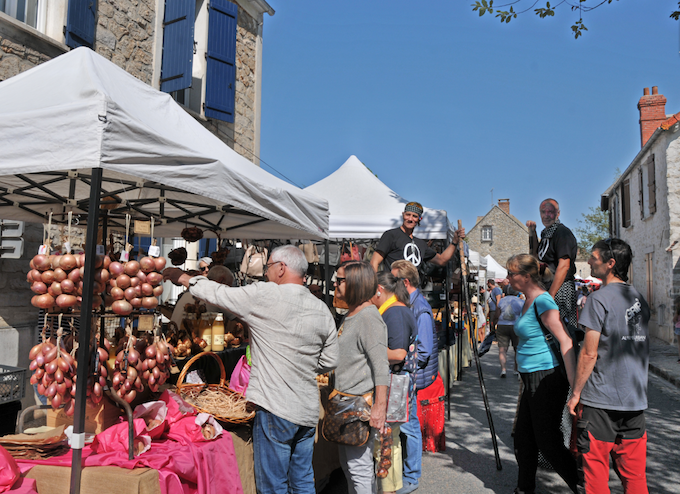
0, 47, 330, 491
305, 155, 454, 240
484, 255, 508, 281
0, 47, 328, 240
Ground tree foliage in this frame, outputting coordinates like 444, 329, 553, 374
574, 206, 609, 256
471, 1, 680, 39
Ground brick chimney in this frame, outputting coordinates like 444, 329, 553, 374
638, 86, 667, 147
498, 199, 510, 215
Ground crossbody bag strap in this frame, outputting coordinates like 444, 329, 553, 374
533, 303, 561, 360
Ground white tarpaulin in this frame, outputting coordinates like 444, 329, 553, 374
305, 155, 454, 240
0, 48, 328, 239
484, 254, 508, 281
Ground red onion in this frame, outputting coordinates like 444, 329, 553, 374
153, 257, 166, 271
31, 281, 47, 294
41, 270, 55, 285
124, 287, 137, 301
56, 294, 77, 308
124, 261, 140, 277
110, 286, 125, 300
109, 261, 124, 277
32, 294, 55, 309
112, 300, 133, 315
60, 279, 75, 294
60, 254, 77, 271
33, 255, 51, 271
152, 285, 164, 297
146, 272, 163, 286
116, 274, 131, 289
50, 282, 63, 296
142, 296, 158, 309
53, 268, 67, 282
139, 257, 155, 273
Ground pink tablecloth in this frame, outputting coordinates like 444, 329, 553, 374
16, 391, 244, 494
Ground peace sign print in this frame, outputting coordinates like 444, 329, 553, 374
403, 242, 422, 266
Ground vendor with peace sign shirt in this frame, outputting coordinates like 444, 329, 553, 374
370, 202, 465, 273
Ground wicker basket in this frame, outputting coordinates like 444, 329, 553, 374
176, 351, 256, 425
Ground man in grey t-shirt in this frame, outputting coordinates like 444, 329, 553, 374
567, 238, 650, 494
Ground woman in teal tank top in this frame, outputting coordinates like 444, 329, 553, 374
507, 254, 578, 494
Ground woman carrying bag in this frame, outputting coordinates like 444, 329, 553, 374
507, 254, 578, 494
372, 271, 417, 494
333, 261, 390, 494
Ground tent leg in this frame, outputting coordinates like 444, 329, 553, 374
324, 240, 330, 306
69, 168, 103, 494
445, 264, 451, 420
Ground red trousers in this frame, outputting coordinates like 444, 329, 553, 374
416, 374, 445, 453
577, 406, 648, 494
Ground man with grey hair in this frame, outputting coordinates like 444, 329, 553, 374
163, 245, 338, 494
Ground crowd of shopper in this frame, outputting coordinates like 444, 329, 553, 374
162, 197, 650, 494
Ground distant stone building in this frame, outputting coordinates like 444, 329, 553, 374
467, 199, 528, 266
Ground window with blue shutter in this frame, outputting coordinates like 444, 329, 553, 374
160, 0, 195, 93
205, 0, 237, 123
198, 238, 217, 258
65, 0, 97, 49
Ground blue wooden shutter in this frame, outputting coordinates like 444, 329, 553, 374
205, 0, 237, 122
160, 0, 195, 93
65, 0, 97, 49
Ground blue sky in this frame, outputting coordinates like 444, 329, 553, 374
259, 1, 680, 238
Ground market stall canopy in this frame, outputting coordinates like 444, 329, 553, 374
468, 250, 487, 269
484, 255, 508, 281
0, 48, 328, 240
304, 155, 454, 240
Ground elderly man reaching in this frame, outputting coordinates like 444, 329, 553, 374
164, 246, 339, 494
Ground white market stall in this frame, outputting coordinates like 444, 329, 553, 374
0, 47, 329, 494
304, 155, 454, 240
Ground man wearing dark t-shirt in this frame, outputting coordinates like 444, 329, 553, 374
371, 202, 465, 273
567, 238, 650, 494
527, 198, 578, 325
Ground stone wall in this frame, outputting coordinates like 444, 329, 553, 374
467, 206, 528, 266
95, 0, 156, 85
0, 12, 66, 82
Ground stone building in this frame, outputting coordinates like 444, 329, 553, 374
0, 0, 273, 370
466, 199, 528, 266
602, 86, 680, 343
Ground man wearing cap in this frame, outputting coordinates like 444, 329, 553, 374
370, 202, 465, 273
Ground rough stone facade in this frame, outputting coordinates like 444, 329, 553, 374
95, 0, 156, 85
467, 203, 528, 267
0, 13, 66, 82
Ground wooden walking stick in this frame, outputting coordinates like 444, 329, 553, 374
458, 220, 502, 470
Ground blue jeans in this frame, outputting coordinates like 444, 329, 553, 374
253, 409, 316, 494
399, 394, 422, 485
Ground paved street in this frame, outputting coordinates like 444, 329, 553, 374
320, 338, 680, 494
418, 341, 680, 494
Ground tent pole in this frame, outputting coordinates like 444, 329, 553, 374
445, 262, 450, 420
69, 168, 103, 494
324, 239, 330, 306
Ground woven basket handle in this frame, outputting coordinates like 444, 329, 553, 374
176, 351, 227, 388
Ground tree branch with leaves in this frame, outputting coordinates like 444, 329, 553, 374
472, 0, 680, 39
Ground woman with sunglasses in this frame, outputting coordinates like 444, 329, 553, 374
333, 261, 390, 494
506, 254, 578, 494
371, 271, 417, 494
198, 257, 213, 274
